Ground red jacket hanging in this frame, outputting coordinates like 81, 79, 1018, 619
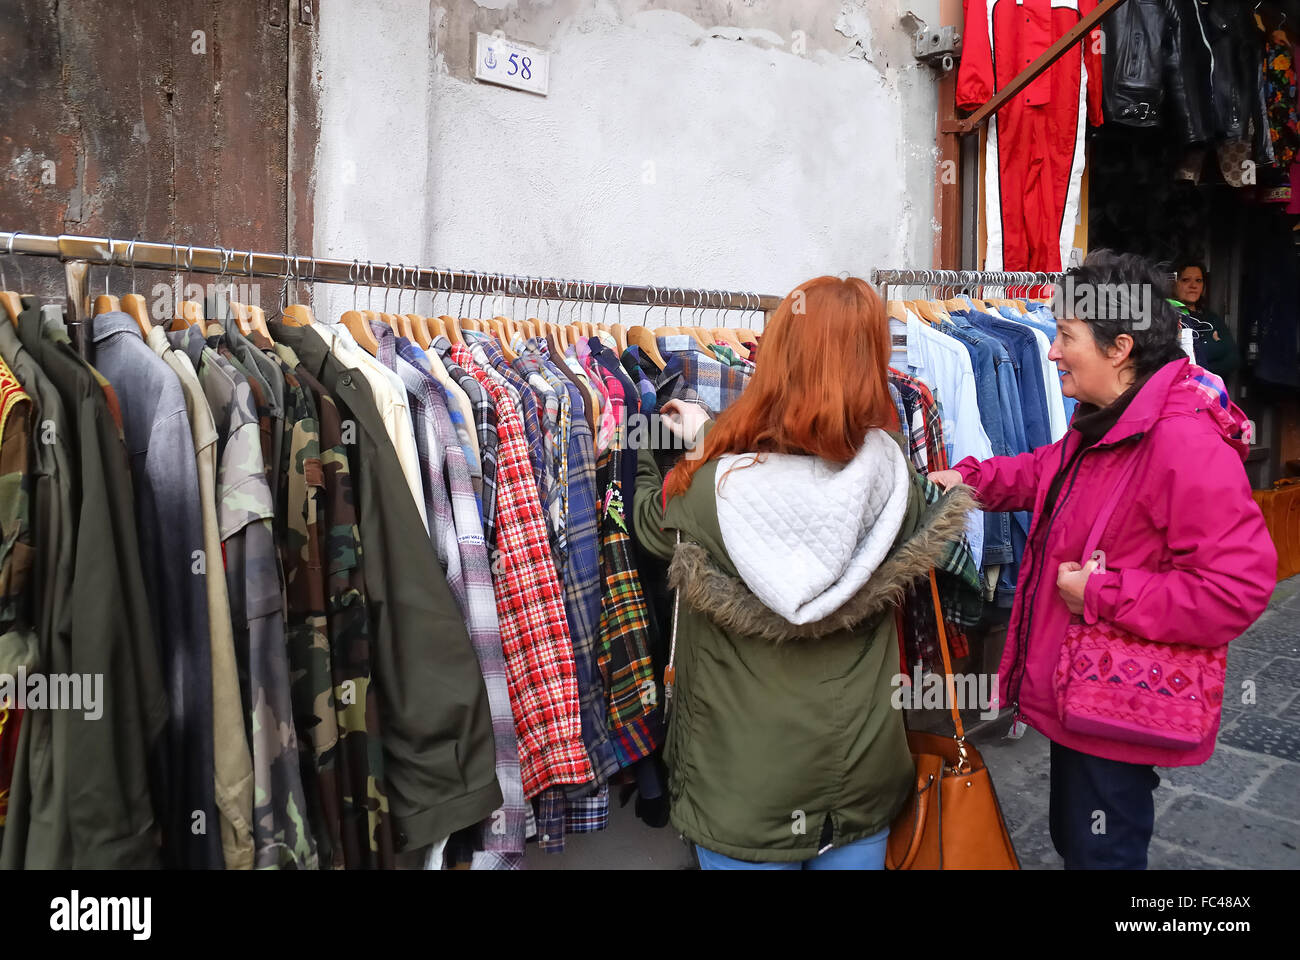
957, 0, 1104, 273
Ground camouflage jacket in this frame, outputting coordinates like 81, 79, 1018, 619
269, 322, 502, 854
272, 341, 395, 869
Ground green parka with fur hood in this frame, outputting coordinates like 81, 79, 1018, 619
633, 423, 975, 862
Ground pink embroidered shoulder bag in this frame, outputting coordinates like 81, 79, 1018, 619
1053, 448, 1226, 750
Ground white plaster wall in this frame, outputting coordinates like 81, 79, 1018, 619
313, 0, 942, 326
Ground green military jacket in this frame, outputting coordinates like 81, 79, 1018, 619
633, 424, 975, 862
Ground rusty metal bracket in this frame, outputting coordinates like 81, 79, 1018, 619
942, 0, 1131, 135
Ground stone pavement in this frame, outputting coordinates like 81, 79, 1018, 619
973, 572, 1300, 870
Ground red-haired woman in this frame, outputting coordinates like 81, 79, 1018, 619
633, 276, 975, 870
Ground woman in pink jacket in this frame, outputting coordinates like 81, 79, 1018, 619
931, 249, 1276, 869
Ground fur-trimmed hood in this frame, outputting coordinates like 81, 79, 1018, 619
666, 428, 976, 643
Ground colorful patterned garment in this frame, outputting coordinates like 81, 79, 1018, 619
582, 353, 662, 768
0, 355, 32, 830
449, 342, 593, 798
707, 341, 751, 368
656, 335, 751, 413
272, 345, 395, 869
1265, 30, 1300, 168
570, 338, 617, 457
620, 347, 660, 412
467, 333, 549, 501
533, 783, 610, 853
382, 335, 527, 868
269, 355, 343, 868
434, 337, 500, 548
510, 337, 568, 567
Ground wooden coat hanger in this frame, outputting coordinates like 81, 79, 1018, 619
121, 293, 151, 336
92, 293, 121, 315
489, 318, 517, 360
172, 298, 206, 334
341, 307, 381, 355
229, 300, 253, 336
711, 327, 750, 359
609, 323, 628, 354
167, 244, 206, 333
247, 304, 271, 339
91, 241, 120, 316
1, 291, 21, 326
118, 241, 151, 336
627, 325, 667, 368
2, 234, 25, 326
280, 304, 314, 326
406, 313, 432, 349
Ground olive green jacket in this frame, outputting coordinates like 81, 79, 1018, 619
633, 425, 975, 862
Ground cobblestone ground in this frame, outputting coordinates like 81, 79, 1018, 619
975, 572, 1300, 870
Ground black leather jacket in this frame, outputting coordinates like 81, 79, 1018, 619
1105, 0, 1269, 148
1103, 0, 1169, 126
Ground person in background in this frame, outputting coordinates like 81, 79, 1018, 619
633, 276, 974, 870
1172, 259, 1240, 380
930, 249, 1275, 870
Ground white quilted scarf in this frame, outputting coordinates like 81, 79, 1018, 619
713, 429, 910, 625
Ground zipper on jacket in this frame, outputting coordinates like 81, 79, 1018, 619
1004, 432, 1145, 720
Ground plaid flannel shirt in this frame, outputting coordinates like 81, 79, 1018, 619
528, 366, 617, 853
409, 345, 484, 508
449, 342, 592, 798
434, 337, 499, 549
377, 335, 527, 866
510, 337, 567, 566
467, 334, 548, 499
581, 353, 662, 767
656, 335, 750, 412
533, 782, 610, 853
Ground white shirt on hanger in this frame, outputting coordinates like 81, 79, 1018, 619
312, 321, 430, 533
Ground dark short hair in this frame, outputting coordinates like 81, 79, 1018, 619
1172, 257, 1208, 281
1064, 248, 1186, 380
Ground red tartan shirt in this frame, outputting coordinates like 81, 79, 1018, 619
450, 344, 593, 797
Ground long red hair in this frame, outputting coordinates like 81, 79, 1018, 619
663, 275, 895, 500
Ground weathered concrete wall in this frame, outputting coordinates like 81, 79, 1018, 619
313, 0, 943, 325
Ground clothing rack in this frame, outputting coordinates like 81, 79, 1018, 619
871, 269, 1066, 290
1, 230, 782, 353
873, 269, 1065, 348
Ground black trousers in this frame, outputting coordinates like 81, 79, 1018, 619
1049, 740, 1160, 869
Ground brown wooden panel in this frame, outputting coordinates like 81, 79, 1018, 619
0, 1, 313, 308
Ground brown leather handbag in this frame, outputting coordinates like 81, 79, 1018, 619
886, 570, 1020, 870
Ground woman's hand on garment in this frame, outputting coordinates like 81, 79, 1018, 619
661, 399, 712, 446
928, 469, 963, 491
1056, 559, 1099, 615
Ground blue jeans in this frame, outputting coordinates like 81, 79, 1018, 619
945, 317, 1014, 565
1048, 741, 1159, 869
695, 827, 890, 871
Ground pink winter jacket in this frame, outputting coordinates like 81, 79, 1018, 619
954, 358, 1276, 768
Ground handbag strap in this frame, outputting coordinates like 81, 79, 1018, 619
926, 567, 965, 745
663, 531, 681, 719
1079, 439, 1145, 566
